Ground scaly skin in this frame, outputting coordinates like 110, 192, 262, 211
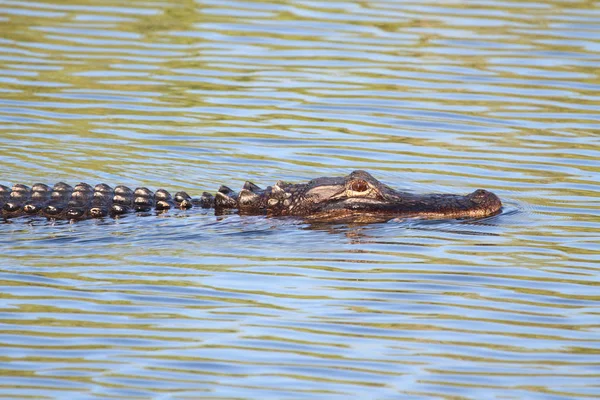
1, 171, 502, 223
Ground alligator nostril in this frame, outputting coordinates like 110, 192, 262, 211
470, 189, 490, 204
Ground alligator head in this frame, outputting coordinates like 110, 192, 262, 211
250, 170, 502, 223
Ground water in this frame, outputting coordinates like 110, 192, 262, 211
1, 0, 599, 398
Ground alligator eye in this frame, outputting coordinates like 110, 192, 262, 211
350, 180, 369, 192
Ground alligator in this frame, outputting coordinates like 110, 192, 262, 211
0, 170, 502, 223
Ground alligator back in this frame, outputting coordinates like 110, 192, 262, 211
1, 182, 197, 221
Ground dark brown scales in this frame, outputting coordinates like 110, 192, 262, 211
154, 189, 173, 211
0, 184, 10, 211
43, 182, 73, 219
89, 184, 113, 218
65, 183, 94, 220
0, 171, 503, 223
133, 187, 154, 212
112, 185, 134, 216
23, 184, 51, 215
174, 192, 193, 209
3, 184, 31, 217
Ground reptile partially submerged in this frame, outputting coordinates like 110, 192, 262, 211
1, 170, 502, 223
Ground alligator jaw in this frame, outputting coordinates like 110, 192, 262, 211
279, 170, 502, 223
307, 189, 502, 222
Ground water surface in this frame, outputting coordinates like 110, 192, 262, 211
1, 0, 599, 398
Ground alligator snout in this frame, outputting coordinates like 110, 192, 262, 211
466, 189, 502, 217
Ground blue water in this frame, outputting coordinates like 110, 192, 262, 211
1, 0, 599, 398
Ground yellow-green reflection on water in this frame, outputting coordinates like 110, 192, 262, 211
1, 0, 599, 398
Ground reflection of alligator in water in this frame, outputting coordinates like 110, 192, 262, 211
1, 170, 502, 223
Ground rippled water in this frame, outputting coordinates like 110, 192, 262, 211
1, 0, 599, 398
